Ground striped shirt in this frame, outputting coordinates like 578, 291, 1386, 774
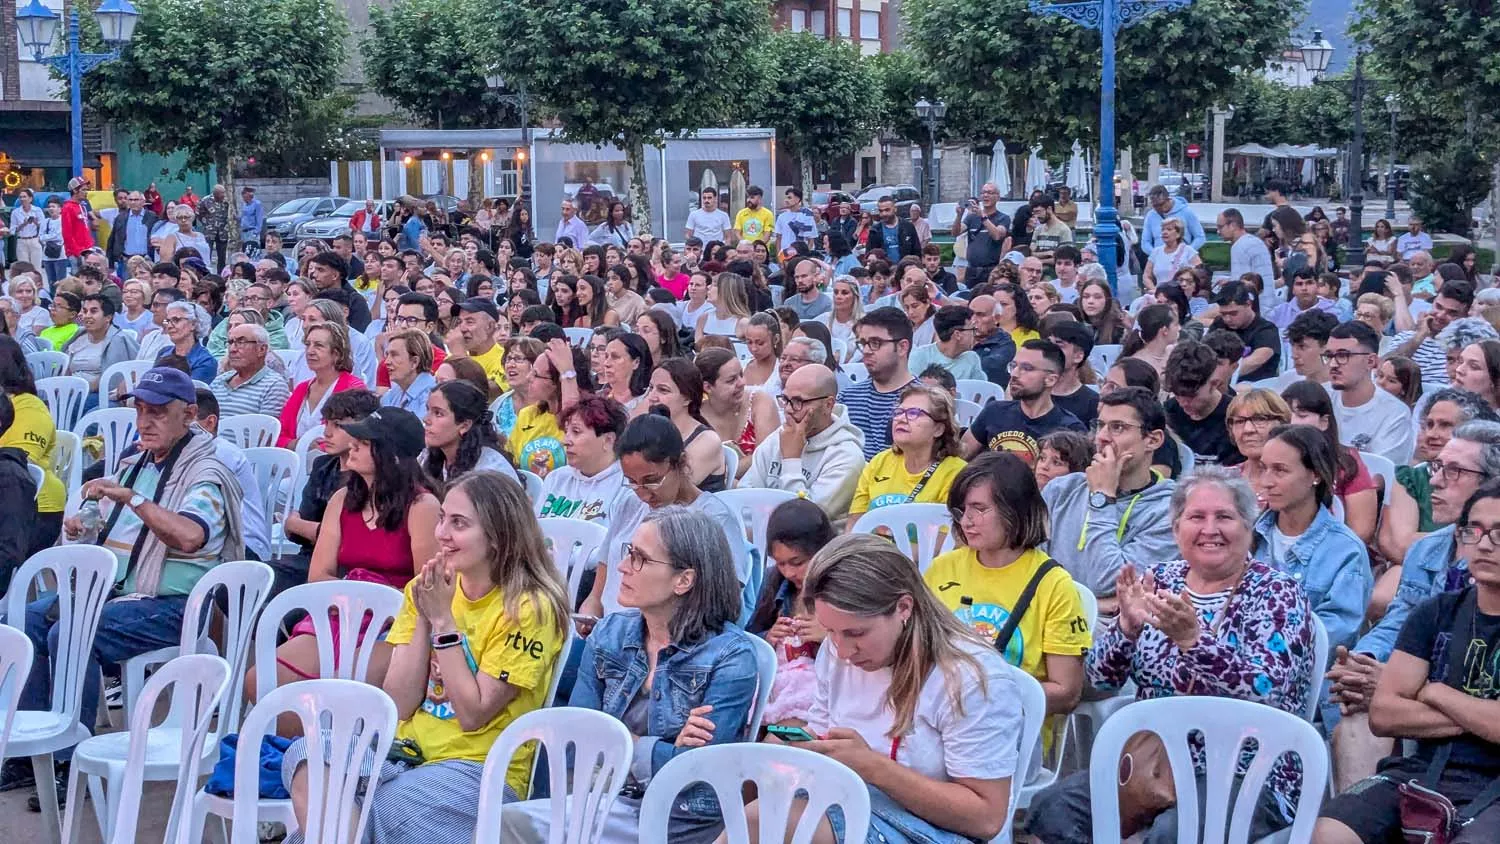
101, 448, 229, 596
211, 365, 292, 421
837, 376, 918, 460
1389, 332, 1449, 384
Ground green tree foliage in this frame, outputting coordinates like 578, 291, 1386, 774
868, 50, 938, 146
361, 0, 518, 129
752, 32, 882, 197
903, 0, 1300, 152
1353, 0, 1500, 120
85, 0, 347, 240
1224, 72, 1451, 161
480, 0, 770, 235
1409, 141, 1490, 236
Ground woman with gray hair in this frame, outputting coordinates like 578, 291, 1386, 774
157, 204, 212, 266
153, 299, 218, 383
1028, 467, 1317, 844
501, 505, 758, 844
289, 296, 376, 384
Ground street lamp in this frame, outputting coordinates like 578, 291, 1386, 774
486, 72, 532, 222
1031, 0, 1192, 295
1385, 94, 1400, 220
914, 97, 947, 207
16, 0, 139, 180
1300, 28, 1334, 81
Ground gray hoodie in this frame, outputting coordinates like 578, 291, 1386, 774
741, 404, 866, 520
1042, 471, 1178, 597
63, 324, 140, 391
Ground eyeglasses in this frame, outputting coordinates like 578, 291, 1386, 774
1430, 459, 1487, 483
242, 294, 268, 303
855, 337, 896, 352
893, 407, 934, 422
948, 502, 994, 522
162, 317, 190, 327
1458, 525, 1500, 546
780, 356, 814, 367
1228, 414, 1283, 429
1321, 350, 1372, 366
226, 337, 264, 347
390, 315, 426, 327
1090, 420, 1145, 437
1007, 361, 1059, 375
776, 393, 833, 413
952, 325, 977, 334
624, 474, 672, 492
621, 542, 676, 573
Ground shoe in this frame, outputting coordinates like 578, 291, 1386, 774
104, 676, 124, 710
25, 761, 67, 813
0, 758, 34, 792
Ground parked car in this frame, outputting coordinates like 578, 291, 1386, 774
856, 184, 922, 215
294, 199, 394, 242
417, 194, 462, 216
811, 189, 858, 220
267, 196, 347, 245
927, 202, 959, 238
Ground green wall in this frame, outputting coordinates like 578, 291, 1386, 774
113, 131, 216, 197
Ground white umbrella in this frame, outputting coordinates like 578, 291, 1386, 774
989, 138, 1011, 197
1025, 147, 1048, 193
1067, 140, 1089, 196
1300, 157, 1316, 186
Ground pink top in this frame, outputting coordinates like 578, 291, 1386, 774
336, 504, 416, 589
657, 272, 690, 299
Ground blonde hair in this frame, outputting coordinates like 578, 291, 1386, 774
893, 384, 962, 461
713, 272, 752, 319
1225, 388, 1291, 449
387, 328, 435, 373
303, 323, 354, 374
1357, 292, 1395, 323
802, 534, 988, 738
826, 277, 864, 326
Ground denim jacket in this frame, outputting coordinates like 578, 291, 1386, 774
1253, 506, 1374, 653
569, 611, 759, 818
1356, 526, 1464, 661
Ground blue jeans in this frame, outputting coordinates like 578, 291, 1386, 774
20, 592, 188, 760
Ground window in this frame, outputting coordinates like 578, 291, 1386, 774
859, 10, 881, 40
837, 9, 852, 36
790, 9, 807, 31
810, 10, 827, 36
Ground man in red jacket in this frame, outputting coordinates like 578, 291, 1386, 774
61, 176, 96, 265
349, 198, 382, 236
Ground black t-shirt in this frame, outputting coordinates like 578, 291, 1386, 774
1210, 316, 1282, 382
294, 453, 345, 552
1052, 386, 1100, 428
1165, 393, 1244, 467
970, 399, 1086, 465
1395, 588, 1500, 775
1154, 437, 1182, 477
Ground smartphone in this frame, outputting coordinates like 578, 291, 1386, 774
766, 724, 817, 742
571, 613, 600, 624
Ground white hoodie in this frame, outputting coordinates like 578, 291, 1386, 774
741, 404, 866, 520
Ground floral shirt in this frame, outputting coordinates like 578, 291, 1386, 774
1087, 558, 1315, 814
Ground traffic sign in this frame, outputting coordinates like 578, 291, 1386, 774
1185, 143, 1202, 159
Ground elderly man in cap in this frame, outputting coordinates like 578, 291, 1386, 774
456, 297, 509, 397
3, 366, 243, 805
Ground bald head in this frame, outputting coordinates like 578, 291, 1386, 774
783, 364, 838, 431
968, 294, 999, 338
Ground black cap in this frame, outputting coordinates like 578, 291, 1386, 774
338, 407, 425, 459
1046, 320, 1095, 356
457, 297, 499, 320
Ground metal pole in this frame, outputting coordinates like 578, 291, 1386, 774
1386, 106, 1397, 221
1347, 52, 1365, 255
1095, 0, 1119, 296
926, 119, 938, 207
520, 87, 531, 222
68, 9, 84, 179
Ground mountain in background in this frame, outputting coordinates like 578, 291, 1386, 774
1304, 0, 1356, 73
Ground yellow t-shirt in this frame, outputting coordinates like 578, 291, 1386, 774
509, 405, 565, 474
386, 579, 563, 796
469, 343, 510, 394
923, 546, 1091, 683
734, 207, 775, 244
1008, 327, 1040, 348
850, 451, 965, 517
3, 393, 63, 513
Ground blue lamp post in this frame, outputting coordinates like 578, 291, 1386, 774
1030, 0, 1192, 295
15, 0, 140, 180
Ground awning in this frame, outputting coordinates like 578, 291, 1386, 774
1225, 143, 1339, 159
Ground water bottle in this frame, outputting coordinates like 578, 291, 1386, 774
76, 499, 101, 544
956, 596, 976, 628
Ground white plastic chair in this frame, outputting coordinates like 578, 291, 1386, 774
851, 503, 955, 573
251, 580, 405, 701
639, 743, 871, 844
956, 378, 1004, 407
0, 625, 35, 763
1017, 583, 1099, 811
539, 518, 607, 610
1359, 450, 1397, 507
218, 413, 282, 449
721, 442, 740, 485
733, 341, 753, 364
274, 348, 301, 369
191, 679, 399, 844
746, 632, 777, 737
520, 469, 544, 503
1305, 614, 1330, 724
71, 407, 138, 477
830, 338, 849, 363
489, 390, 513, 427
563, 327, 593, 347
26, 463, 44, 499
26, 350, 69, 380
842, 361, 868, 383
1177, 437, 1196, 477
99, 359, 155, 409
0, 546, 117, 844
34, 375, 90, 432
995, 663, 1049, 842
954, 398, 982, 429
472, 707, 634, 844
53, 430, 82, 494
65, 653, 231, 844
717, 488, 797, 558
1085, 697, 1328, 844
1089, 343, 1123, 375
244, 447, 300, 548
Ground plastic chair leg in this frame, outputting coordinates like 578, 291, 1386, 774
32, 753, 63, 844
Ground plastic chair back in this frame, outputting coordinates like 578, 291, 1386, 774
26, 350, 69, 380
244, 447, 300, 546
26, 463, 44, 499
100, 360, 155, 410
65, 654, 230, 844
640, 743, 870, 844
71, 407, 138, 477
35, 375, 90, 432
1086, 697, 1328, 844
520, 470, 544, 503
472, 707, 634, 844
1001, 663, 1049, 839
1176, 437, 1196, 477
2, 546, 115, 723
179, 561, 275, 732
721, 443, 740, 486
539, 518, 606, 609
219, 413, 282, 449
716, 489, 797, 560
850, 503, 955, 574
0, 625, 35, 763
1306, 614, 1330, 723
956, 378, 1004, 407
563, 327, 593, 347
227, 680, 398, 844
746, 633, 776, 737
954, 398, 982, 429
842, 361, 868, 383
1089, 344, 1123, 375
252, 581, 405, 701
53, 430, 82, 493
1359, 451, 1397, 507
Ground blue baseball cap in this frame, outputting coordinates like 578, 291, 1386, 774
128, 367, 197, 406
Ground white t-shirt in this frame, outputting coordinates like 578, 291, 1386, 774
597, 491, 749, 615
807, 636, 1021, 823
1055, 282, 1080, 305
1332, 386, 1416, 465
68, 335, 108, 384
534, 460, 629, 526
685, 208, 732, 243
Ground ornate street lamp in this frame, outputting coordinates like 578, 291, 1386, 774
914, 98, 947, 206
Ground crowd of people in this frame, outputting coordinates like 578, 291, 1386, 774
0, 175, 1497, 844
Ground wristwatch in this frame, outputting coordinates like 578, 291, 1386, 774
1088, 491, 1117, 509
128, 492, 147, 510
560, 369, 577, 381
432, 630, 466, 650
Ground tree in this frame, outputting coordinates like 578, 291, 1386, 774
1409, 140, 1491, 236
85, 0, 347, 242
479, 0, 770, 235
362, 0, 518, 130
903, 0, 1300, 153
751, 32, 882, 197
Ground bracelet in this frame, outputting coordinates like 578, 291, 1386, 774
431, 630, 466, 650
